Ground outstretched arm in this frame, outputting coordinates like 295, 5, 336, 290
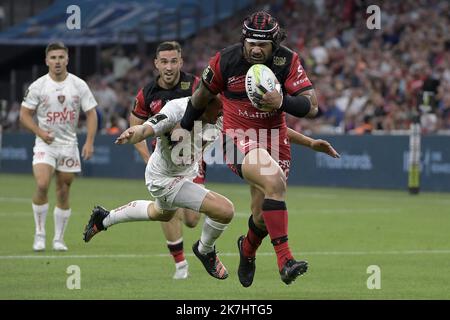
287, 128, 340, 158
129, 113, 152, 162
115, 125, 155, 145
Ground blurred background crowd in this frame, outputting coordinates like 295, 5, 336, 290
1, 0, 449, 136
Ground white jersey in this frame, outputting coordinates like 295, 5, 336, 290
144, 97, 221, 184
22, 73, 97, 146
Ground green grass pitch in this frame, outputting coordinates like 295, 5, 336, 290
0, 173, 449, 299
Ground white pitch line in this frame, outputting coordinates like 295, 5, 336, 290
0, 197, 30, 203
1, 249, 450, 260
0, 209, 421, 220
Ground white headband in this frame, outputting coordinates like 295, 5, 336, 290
245, 38, 272, 43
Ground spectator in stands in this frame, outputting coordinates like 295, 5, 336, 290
6, 0, 450, 134
4, 102, 21, 131
106, 114, 121, 135
352, 115, 374, 135
92, 79, 118, 129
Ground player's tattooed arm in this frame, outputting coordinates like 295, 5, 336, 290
299, 88, 319, 118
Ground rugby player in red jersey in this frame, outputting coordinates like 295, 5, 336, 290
180, 11, 321, 286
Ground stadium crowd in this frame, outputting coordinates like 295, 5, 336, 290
2, 0, 450, 135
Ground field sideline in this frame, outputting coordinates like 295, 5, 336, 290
0, 173, 449, 299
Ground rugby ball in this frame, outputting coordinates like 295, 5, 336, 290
245, 64, 281, 111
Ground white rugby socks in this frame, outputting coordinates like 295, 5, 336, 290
198, 217, 229, 254
53, 207, 71, 242
102, 200, 152, 228
32, 203, 49, 236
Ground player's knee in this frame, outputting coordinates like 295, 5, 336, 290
184, 212, 200, 228
263, 173, 286, 198
36, 181, 50, 195
218, 199, 234, 224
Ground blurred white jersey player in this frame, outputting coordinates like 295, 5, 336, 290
83, 96, 234, 281
20, 42, 98, 252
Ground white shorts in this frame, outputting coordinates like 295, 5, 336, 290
146, 175, 209, 212
32, 144, 81, 173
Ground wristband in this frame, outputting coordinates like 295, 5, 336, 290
180, 99, 205, 131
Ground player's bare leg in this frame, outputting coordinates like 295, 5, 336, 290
191, 191, 234, 280
83, 200, 177, 242
31, 164, 54, 251
52, 171, 75, 251
240, 148, 308, 285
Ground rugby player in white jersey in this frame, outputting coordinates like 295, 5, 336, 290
20, 42, 98, 252
82, 94, 339, 280
83, 96, 233, 280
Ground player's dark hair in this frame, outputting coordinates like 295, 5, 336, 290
241, 11, 286, 50
156, 41, 182, 57
45, 42, 68, 56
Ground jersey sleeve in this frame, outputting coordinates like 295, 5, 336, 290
131, 88, 149, 120
21, 83, 40, 110
80, 81, 98, 112
284, 52, 313, 96
143, 99, 181, 136
192, 76, 201, 94
201, 52, 225, 94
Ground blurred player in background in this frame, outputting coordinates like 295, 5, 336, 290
84, 96, 233, 281
130, 41, 204, 279
180, 11, 320, 286
19, 42, 98, 252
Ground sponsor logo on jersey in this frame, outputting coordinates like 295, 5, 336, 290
238, 140, 256, 149
35, 151, 46, 160
46, 107, 76, 124
227, 75, 246, 92
273, 56, 286, 66
71, 95, 80, 108
202, 66, 215, 85
149, 99, 163, 114
293, 78, 309, 87
58, 157, 80, 168
180, 82, 191, 90
237, 108, 278, 119
58, 95, 65, 104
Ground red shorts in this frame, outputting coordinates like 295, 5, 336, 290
222, 133, 291, 178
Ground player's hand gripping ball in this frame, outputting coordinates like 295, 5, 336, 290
245, 64, 282, 112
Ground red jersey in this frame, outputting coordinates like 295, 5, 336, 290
132, 71, 200, 120
201, 43, 312, 161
